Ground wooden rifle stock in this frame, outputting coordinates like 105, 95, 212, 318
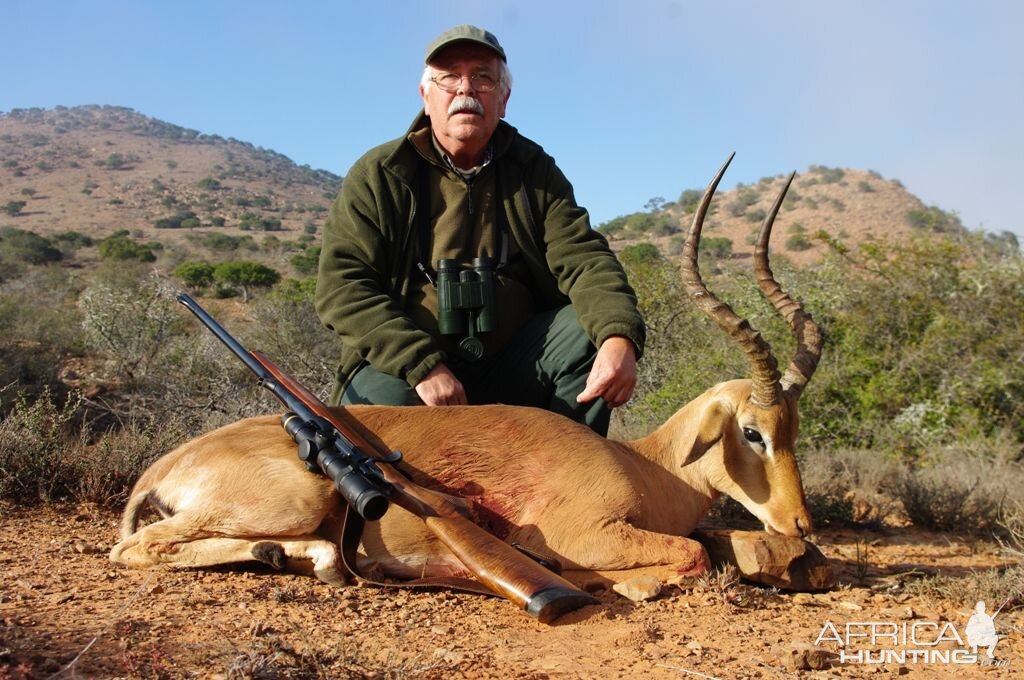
251, 351, 598, 622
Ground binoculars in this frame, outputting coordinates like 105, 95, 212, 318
436, 256, 497, 362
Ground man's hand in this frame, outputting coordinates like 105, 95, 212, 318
415, 364, 468, 406
576, 336, 637, 409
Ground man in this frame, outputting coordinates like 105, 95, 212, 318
315, 25, 645, 436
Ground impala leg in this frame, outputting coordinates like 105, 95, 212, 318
110, 514, 346, 586
358, 517, 470, 580
559, 521, 711, 577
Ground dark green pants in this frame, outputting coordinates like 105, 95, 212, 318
341, 305, 610, 435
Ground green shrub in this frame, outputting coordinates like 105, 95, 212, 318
175, 261, 216, 290
808, 165, 845, 183
699, 237, 733, 258
290, 245, 321, 275
0, 227, 63, 264
785, 234, 812, 251
78, 272, 182, 384
0, 389, 83, 503
905, 206, 964, 234
187, 232, 256, 252
239, 212, 283, 231
857, 180, 875, 193
598, 211, 677, 239
53, 231, 95, 249
98, 235, 157, 262
744, 208, 767, 224
3, 201, 27, 216
196, 177, 222, 190
213, 260, 281, 301
154, 209, 199, 229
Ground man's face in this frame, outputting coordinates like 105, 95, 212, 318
420, 44, 510, 159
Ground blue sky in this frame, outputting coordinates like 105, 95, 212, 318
4, 1, 1023, 240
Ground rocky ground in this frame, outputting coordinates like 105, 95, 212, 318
0, 504, 1020, 679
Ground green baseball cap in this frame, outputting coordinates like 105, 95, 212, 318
424, 25, 506, 64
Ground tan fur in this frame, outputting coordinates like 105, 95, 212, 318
110, 378, 811, 585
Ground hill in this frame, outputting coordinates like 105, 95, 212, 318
0, 105, 341, 248
1, 105, 1014, 270
599, 166, 980, 265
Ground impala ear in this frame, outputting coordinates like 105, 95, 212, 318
681, 400, 729, 467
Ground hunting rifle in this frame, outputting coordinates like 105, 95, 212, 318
177, 293, 598, 622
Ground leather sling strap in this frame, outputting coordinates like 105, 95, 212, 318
339, 500, 497, 596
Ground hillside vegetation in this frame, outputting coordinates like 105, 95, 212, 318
1, 106, 1022, 556
600, 166, 1019, 264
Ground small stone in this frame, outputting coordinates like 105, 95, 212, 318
783, 643, 836, 671
74, 541, 103, 555
612, 575, 662, 602
792, 593, 815, 605
839, 601, 863, 611
881, 606, 916, 620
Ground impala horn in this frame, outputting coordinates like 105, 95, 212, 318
682, 154, 781, 407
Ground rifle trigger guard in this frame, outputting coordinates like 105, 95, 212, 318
381, 449, 403, 464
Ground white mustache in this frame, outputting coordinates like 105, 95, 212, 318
448, 97, 484, 117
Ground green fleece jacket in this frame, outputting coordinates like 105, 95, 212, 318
315, 112, 645, 399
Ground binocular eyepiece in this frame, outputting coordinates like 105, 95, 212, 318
436, 256, 497, 362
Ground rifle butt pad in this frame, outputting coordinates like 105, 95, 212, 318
526, 587, 600, 624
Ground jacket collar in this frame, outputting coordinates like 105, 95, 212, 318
383, 110, 518, 185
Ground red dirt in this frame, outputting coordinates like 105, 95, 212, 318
0, 504, 1020, 679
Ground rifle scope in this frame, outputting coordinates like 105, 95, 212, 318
282, 413, 389, 522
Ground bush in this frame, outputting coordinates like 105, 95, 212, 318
98, 235, 157, 262
808, 165, 845, 183
78, 272, 182, 385
785, 234, 812, 251
239, 213, 283, 231
290, 245, 321, 275
894, 454, 1014, 533
154, 209, 199, 229
3, 201, 27, 216
0, 268, 85, 402
0, 387, 195, 506
699, 237, 733, 258
213, 260, 281, 301
0, 227, 63, 264
187, 232, 256, 252
905, 206, 964, 234
175, 260, 215, 290
0, 389, 83, 503
598, 211, 677, 239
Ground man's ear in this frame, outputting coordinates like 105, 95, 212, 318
499, 88, 511, 118
681, 400, 729, 467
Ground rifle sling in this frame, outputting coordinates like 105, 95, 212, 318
339, 501, 496, 597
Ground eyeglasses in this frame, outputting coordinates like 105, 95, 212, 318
430, 72, 500, 93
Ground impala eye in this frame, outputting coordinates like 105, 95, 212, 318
742, 428, 764, 445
